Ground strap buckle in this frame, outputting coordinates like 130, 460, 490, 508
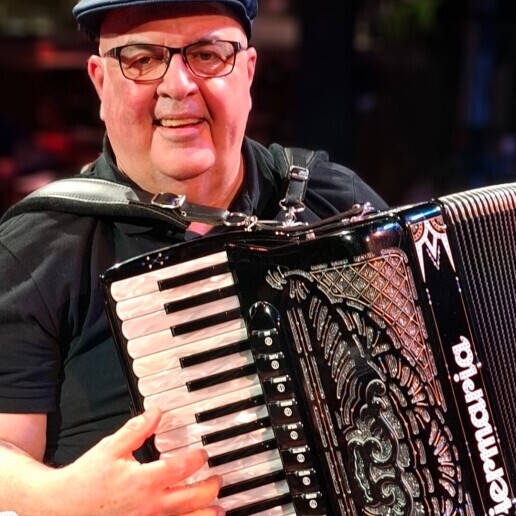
279, 163, 310, 226
151, 192, 186, 211
151, 192, 259, 230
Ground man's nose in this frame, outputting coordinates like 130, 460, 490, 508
157, 53, 198, 96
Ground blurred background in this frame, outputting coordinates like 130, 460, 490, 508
1, 0, 516, 213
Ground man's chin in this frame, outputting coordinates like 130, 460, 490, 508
154, 146, 215, 170
151, 161, 215, 191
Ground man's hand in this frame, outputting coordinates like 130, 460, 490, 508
60, 406, 224, 515
1, 407, 224, 516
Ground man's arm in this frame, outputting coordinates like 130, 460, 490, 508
0, 413, 47, 461
0, 408, 224, 516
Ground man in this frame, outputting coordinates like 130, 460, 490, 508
0, 0, 387, 514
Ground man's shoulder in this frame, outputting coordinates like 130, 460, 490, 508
0, 154, 113, 251
246, 137, 331, 184
0, 208, 99, 256
0, 149, 144, 230
247, 137, 357, 181
245, 137, 387, 212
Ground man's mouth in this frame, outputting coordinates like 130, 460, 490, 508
155, 118, 202, 128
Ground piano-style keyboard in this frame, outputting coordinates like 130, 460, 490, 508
105, 248, 328, 516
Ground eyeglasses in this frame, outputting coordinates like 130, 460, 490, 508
103, 40, 245, 82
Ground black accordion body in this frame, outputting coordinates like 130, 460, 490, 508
101, 183, 516, 515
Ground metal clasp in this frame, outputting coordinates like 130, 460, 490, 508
350, 202, 375, 221
151, 192, 186, 210
289, 165, 309, 182
279, 199, 306, 227
223, 212, 259, 230
279, 163, 310, 227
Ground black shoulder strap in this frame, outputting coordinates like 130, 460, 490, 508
0, 177, 188, 228
268, 143, 328, 222
1, 145, 327, 226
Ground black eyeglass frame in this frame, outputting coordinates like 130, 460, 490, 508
103, 40, 245, 82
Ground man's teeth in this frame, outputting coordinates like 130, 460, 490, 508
159, 118, 199, 127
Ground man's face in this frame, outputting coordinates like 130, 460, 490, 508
88, 6, 257, 202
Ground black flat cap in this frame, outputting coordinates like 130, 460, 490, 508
73, 0, 257, 38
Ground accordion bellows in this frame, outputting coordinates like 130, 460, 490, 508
101, 182, 516, 515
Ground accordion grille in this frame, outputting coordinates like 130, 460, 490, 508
441, 183, 516, 470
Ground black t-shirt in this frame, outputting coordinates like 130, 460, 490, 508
0, 137, 387, 465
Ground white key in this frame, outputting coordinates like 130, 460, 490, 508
110, 251, 228, 300
155, 383, 264, 432
144, 374, 258, 412
222, 457, 284, 487
154, 405, 269, 448
121, 295, 241, 339
166, 449, 282, 480
218, 480, 290, 512
130, 325, 248, 376
137, 350, 254, 396
116, 272, 235, 319
221, 504, 295, 516
158, 427, 275, 457
251, 505, 296, 516
127, 319, 246, 359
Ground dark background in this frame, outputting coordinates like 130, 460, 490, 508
1, 0, 516, 211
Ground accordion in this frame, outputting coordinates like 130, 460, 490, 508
101, 183, 516, 515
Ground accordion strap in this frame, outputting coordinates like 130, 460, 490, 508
279, 147, 312, 225
0, 177, 189, 228
0, 146, 319, 228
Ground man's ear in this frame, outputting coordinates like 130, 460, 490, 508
246, 46, 257, 84
88, 55, 105, 98
87, 55, 105, 120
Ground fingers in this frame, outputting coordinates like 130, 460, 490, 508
104, 406, 162, 457
180, 505, 226, 516
62, 410, 225, 516
148, 450, 223, 515
163, 475, 224, 515
148, 448, 210, 488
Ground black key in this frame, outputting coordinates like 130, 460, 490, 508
274, 422, 307, 448
202, 417, 271, 445
180, 339, 250, 368
186, 363, 256, 392
171, 308, 241, 336
249, 327, 283, 354
254, 351, 288, 377
219, 468, 286, 498
208, 438, 277, 467
286, 468, 320, 492
280, 445, 314, 469
195, 395, 264, 423
268, 399, 301, 424
261, 375, 295, 400
165, 285, 236, 313
159, 262, 230, 290
292, 491, 327, 515
225, 493, 292, 516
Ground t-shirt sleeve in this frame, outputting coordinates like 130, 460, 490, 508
0, 217, 61, 413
